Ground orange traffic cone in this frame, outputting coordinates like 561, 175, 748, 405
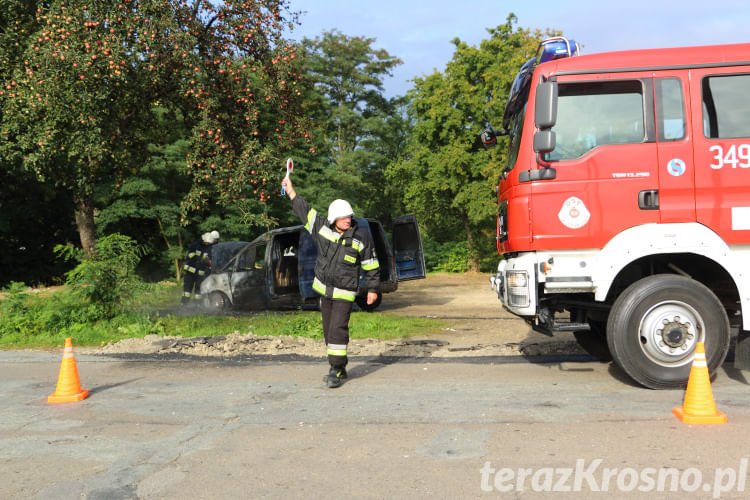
673, 342, 726, 424
48, 337, 89, 403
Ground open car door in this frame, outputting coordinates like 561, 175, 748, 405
229, 241, 266, 308
392, 215, 426, 281
297, 229, 318, 298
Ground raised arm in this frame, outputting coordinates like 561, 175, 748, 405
282, 176, 296, 200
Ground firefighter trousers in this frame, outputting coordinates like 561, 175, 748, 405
182, 271, 205, 303
320, 296, 353, 368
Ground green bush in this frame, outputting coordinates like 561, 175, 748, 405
55, 233, 147, 319
422, 233, 500, 273
434, 241, 471, 273
0, 234, 154, 345
0, 282, 33, 338
0, 280, 444, 348
422, 239, 470, 273
0, 283, 162, 347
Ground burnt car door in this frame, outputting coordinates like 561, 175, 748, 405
229, 239, 267, 308
297, 229, 317, 299
392, 215, 426, 281
202, 241, 249, 309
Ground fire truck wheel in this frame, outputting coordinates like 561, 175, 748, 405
606, 274, 730, 390
573, 321, 612, 362
205, 291, 230, 311
355, 292, 382, 312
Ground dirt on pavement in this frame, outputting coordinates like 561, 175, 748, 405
94, 273, 584, 359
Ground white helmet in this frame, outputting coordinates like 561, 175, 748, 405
210, 230, 219, 242
201, 232, 212, 243
327, 199, 354, 224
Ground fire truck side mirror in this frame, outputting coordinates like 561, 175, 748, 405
480, 126, 498, 148
533, 130, 556, 154
534, 81, 558, 129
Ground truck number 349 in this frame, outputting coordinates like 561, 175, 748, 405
709, 144, 750, 169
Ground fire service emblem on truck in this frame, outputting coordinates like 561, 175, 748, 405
667, 158, 687, 176
558, 197, 590, 229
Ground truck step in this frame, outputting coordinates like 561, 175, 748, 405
551, 322, 591, 332
531, 322, 591, 337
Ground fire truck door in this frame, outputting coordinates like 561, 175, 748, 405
689, 68, 750, 245
654, 76, 696, 223
531, 78, 659, 249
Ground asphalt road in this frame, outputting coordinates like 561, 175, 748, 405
2, 350, 750, 499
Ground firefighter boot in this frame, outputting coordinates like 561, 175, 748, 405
324, 366, 346, 388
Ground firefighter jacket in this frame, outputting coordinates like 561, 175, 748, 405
292, 195, 380, 302
183, 240, 212, 276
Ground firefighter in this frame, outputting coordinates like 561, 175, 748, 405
282, 175, 380, 388
182, 232, 213, 305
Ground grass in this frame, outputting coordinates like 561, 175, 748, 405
0, 281, 446, 349
151, 310, 443, 341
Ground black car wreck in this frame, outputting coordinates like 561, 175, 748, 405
200, 215, 425, 312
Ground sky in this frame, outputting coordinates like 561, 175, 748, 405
286, 0, 750, 96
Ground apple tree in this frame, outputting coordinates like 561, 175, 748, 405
1, 0, 307, 254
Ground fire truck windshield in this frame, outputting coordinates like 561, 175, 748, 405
499, 37, 580, 173
502, 57, 534, 131
505, 104, 526, 172
501, 57, 535, 173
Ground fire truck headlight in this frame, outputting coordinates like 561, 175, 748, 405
506, 271, 528, 288
506, 270, 529, 307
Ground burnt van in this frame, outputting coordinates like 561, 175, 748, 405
200, 215, 425, 312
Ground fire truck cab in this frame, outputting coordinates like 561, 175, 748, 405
485, 38, 750, 388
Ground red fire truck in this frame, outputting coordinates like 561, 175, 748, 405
484, 37, 750, 389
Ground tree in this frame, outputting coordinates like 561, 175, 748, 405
0, 0, 78, 286
95, 107, 192, 280
1, 0, 306, 255
294, 30, 405, 222
387, 15, 557, 270
180, 1, 309, 230
0, 165, 78, 286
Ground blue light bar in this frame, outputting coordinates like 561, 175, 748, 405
536, 37, 580, 64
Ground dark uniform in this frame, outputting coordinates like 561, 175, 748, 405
292, 195, 380, 377
182, 237, 212, 304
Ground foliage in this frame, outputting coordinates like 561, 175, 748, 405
55, 233, 146, 319
0, 0, 308, 255
95, 107, 193, 280
0, 279, 444, 347
293, 30, 406, 224
180, 1, 309, 228
386, 15, 557, 269
1, 10, 565, 290
0, 282, 30, 319
0, 165, 78, 287
424, 240, 470, 273
0, 280, 152, 344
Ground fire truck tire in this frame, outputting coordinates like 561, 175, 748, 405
606, 274, 730, 390
573, 321, 612, 362
205, 291, 230, 311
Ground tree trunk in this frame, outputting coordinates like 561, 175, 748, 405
175, 231, 184, 281
74, 192, 97, 255
463, 214, 480, 272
